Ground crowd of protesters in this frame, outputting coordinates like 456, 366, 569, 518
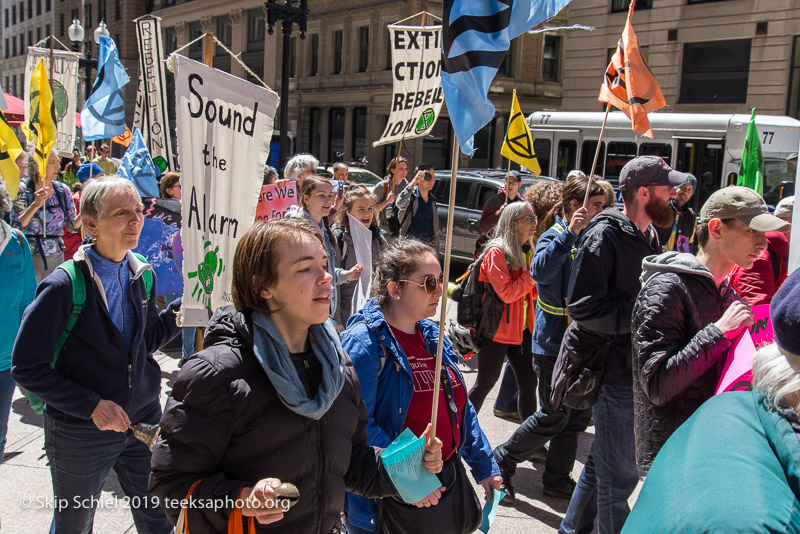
1, 144, 799, 534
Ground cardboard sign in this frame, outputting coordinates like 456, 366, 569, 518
715, 330, 755, 395
255, 182, 297, 222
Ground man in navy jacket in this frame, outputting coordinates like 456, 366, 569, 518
12, 178, 180, 533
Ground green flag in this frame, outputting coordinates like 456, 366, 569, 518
737, 108, 764, 196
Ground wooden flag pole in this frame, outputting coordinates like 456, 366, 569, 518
584, 102, 611, 206
202, 33, 214, 67
430, 130, 460, 440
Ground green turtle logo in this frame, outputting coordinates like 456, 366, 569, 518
187, 237, 225, 308
414, 108, 435, 134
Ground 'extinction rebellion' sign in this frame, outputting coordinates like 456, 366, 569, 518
174, 54, 279, 326
373, 24, 443, 147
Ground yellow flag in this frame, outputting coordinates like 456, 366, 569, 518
0, 109, 23, 195
20, 59, 57, 172
501, 89, 541, 176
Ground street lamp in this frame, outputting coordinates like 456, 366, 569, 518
265, 0, 308, 174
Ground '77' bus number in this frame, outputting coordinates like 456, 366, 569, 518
762, 131, 774, 144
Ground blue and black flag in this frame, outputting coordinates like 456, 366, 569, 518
441, 0, 573, 155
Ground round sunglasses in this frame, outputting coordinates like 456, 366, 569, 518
399, 274, 444, 295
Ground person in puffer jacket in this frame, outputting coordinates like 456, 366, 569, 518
467, 202, 538, 420
150, 220, 443, 534
632, 186, 789, 475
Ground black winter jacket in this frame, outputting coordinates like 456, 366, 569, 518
632, 252, 737, 474
566, 208, 661, 387
149, 306, 396, 534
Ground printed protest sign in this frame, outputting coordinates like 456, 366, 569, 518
133, 197, 183, 296
255, 182, 297, 222
373, 24, 443, 147
174, 55, 279, 325
715, 330, 755, 395
24, 47, 80, 157
749, 304, 774, 349
133, 15, 174, 172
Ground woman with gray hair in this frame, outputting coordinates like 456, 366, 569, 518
12, 176, 180, 533
0, 178, 36, 463
467, 201, 539, 420
10, 147, 79, 281
622, 268, 800, 533
283, 153, 318, 188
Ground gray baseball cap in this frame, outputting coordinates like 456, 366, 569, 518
619, 156, 689, 191
700, 186, 790, 232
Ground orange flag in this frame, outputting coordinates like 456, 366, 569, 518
598, 0, 665, 138
112, 124, 133, 147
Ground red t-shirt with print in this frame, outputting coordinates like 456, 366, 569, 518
390, 325, 467, 460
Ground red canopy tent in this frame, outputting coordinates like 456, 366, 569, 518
2, 92, 81, 127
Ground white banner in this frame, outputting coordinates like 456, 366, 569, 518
373, 24, 443, 147
133, 15, 174, 172
174, 55, 279, 325
24, 47, 80, 157
348, 213, 374, 316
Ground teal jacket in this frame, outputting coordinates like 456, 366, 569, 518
623, 391, 800, 533
0, 223, 36, 371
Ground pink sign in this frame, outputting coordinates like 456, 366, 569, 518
749, 304, 774, 349
715, 330, 755, 395
255, 181, 298, 222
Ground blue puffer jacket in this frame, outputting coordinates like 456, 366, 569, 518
531, 216, 578, 356
341, 298, 499, 531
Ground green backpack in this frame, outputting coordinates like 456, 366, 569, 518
26, 254, 153, 414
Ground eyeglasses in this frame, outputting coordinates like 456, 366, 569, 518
516, 215, 537, 224
399, 274, 444, 295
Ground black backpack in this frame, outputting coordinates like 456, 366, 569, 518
453, 246, 505, 332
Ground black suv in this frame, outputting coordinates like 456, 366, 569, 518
430, 169, 558, 262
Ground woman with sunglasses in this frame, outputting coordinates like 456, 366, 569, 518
467, 202, 539, 422
341, 239, 501, 534
395, 164, 440, 246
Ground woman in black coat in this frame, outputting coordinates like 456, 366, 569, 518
149, 218, 443, 533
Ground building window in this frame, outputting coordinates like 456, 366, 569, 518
332, 29, 343, 74
164, 26, 177, 54
27, 0, 31, 19
329, 107, 345, 158
11, 5, 15, 24
789, 36, 800, 120
116, 0, 121, 20
188, 21, 202, 59
4, 8, 7, 27
4, 39, 8, 58
28, 30, 32, 47
309, 33, 318, 76
36, 0, 41, 16
353, 107, 367, 159
385, 26, 391, 70
12, 36, 16, 56
611, 0, 652, 11
46, 0, 50, 11
247, 8, 265, 52
99, 0, 106, 22
498, 47, 512, 77
36, 27, 41, 42
45, 24, 50, 37
309, 107, 322, 157
680, 39, 751, 103
358, 26, 369, 72
59, 13, 63, 35
542, 35, 561, 82
18, 34, 23, 54
86, 4, 92, 28
216, 14, 231, 56
287, 36, 296, 77
18, 2, 23, 22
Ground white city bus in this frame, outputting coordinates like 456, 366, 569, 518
527, 111, 800, 209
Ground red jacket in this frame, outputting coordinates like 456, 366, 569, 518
479, 247, 535, 344
730, 231, 789, 305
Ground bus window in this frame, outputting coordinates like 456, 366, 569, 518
605, 142, 637, 181
557, 140, 577, 179
580, 140, 605, 177
534, 138, 551, 176
639, 143, 672, 165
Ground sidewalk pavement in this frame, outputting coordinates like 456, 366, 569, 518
0, 299, 641, 532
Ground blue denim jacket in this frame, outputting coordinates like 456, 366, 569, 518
531, 216, 578, 356
341, 297, 499, 531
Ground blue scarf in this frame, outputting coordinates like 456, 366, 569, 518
250, 311, 346, 420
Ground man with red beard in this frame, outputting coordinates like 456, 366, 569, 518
631, 186, 788, 476
557, 156, 683, 533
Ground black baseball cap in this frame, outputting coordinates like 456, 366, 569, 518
619, 156, 689, 191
